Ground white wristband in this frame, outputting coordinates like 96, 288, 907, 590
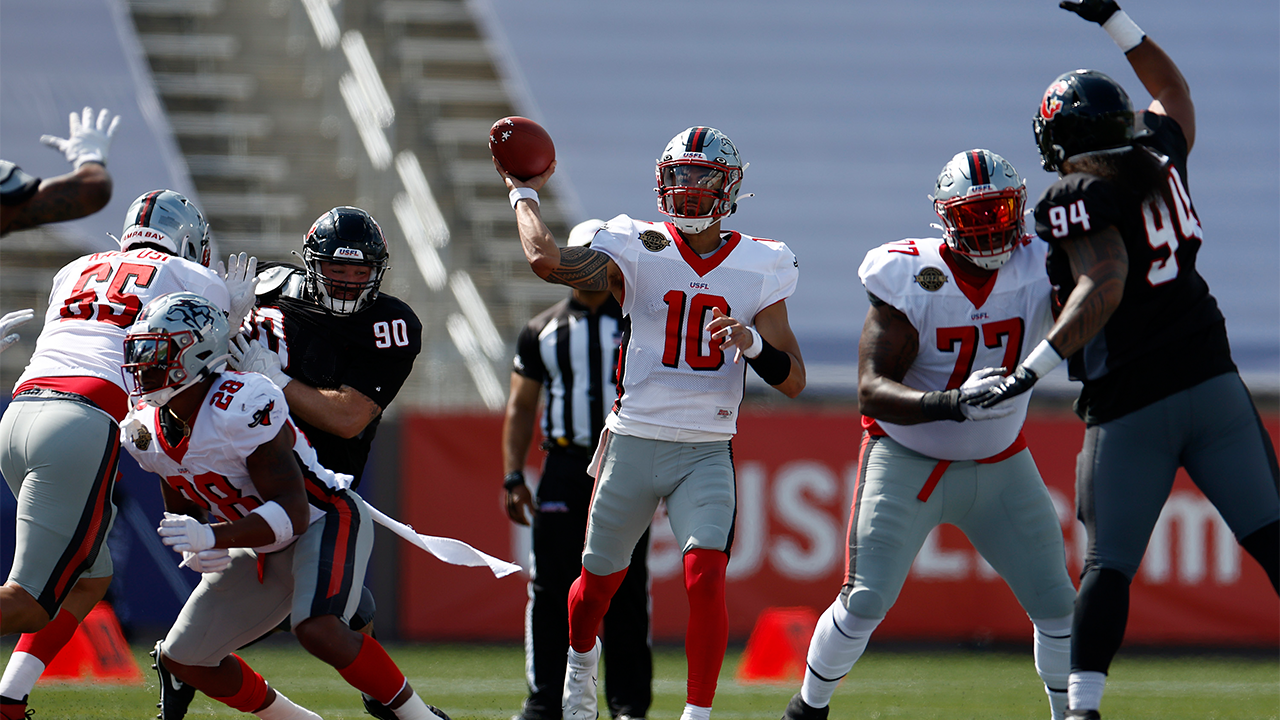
1103, 10, 1145, 53
1023, 339, 1065, 379
250, 500, 295, 546
741, 326, 763, 359
509, 187, 540, 209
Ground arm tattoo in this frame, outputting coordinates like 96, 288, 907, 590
547, 246, 611, 291
1053, 229, 1128, 354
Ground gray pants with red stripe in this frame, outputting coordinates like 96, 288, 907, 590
0, 397, 118, 618
842, 433, 1075, 622
161, 488, 373, 667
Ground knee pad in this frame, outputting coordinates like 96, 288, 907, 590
840, 585, 888, 621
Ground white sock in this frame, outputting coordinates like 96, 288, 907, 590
388, 690, 447, 720
800, 598, 881, 708
1032, 614, 1072, 720
255, 689, 323, 720
0, 652, 45, 700
679, 703, 711, 720
1068, 671, 1106, 712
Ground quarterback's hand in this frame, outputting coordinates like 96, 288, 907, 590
218, 253, 259, 328
493, 156, 556, 192
180, 548, 231, 574
504, 483, 536, 526
957, 367, 1019, 421
158, 512, 216, 554
1059, 0, 1120, 25
0, 308, 35, 354
706, 307, 757, 363
40, 107, 120, 169
228, 334, 290, 389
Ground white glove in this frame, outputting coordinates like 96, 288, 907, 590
217, 253, 259, 328
40, 107, 120, 169
180, 548, 231, 574
958, 367, 1018, 421
158, 512, 217, 554
0, 308, 35, 354
228, 333, 291, 389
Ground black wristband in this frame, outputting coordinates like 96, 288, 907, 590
920, 389, 966, 422
745, 337, 792, 386
503, 470, 526, 490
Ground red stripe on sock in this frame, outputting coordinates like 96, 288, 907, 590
14, 608, 79, 664
210, 655, 269, 713
684, 548, 728, 707
337, 634, 407, 705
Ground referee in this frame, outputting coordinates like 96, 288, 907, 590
502, 220, 652, 720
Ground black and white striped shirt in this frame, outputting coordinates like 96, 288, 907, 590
513, 295, 626, 452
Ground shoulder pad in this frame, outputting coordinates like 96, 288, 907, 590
255, 265, 302, 296
0, 160, 40, 205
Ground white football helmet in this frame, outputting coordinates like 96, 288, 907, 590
119, 190, 213, 267
122, 292, 231, 407
655, 126, 744, 234
932, 149, 1027, 270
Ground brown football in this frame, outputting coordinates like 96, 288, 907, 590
489, 116, 555, 180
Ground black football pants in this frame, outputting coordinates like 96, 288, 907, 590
522, 449, 652, 720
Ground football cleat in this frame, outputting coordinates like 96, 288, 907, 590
361, 693, 396, 720
151, 640, 196, 720
0, 694, 31, 720
561, 637, 601, 719
426, 704, 452, 720
1065, 711, 1101, 720
782, 693, 829, 720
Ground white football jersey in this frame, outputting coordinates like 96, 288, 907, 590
591, 214, 798, 437
15, 248, 229, 416
122, 371, 344, 552
858, 237, 1053, 460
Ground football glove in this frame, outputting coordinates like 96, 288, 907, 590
228, 333, 291, 389
0, 308, 35, 354
158, 512, 216, 554
180, 548, 231, 574
40, 107, 120, 169
219, 253, 259, 328
957, 367, 1019, 421
1059, 0, 1120, 25
965, 340, 1064, 409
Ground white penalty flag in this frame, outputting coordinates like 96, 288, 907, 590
368, 505, 521, 578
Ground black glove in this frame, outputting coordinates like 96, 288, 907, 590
1059, 0, 1120, 25
963, 365, 1040, 409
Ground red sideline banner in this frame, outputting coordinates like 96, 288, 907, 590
397, 410, 1279, 646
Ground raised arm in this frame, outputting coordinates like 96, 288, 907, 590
496, 158, 624, 296
1061, 0, 1194, 148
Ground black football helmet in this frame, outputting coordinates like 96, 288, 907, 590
1034, 69, 1134, 173
301, 206, 389, 315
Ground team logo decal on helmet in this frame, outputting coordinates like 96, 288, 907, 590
932, 149, 1027, 271
301, 206, 390, 316
914, 267, 949, 292
655, 126, 745, 234
1040, 80, 1070, 120
639, 230, 670, 252
122, 292, 232, 407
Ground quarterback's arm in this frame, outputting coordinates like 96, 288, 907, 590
281, 381, 381, 439
501, 372, 542, 526
208, 425, 310, 549
856, 300, 934, 424
752, 300, 806, 398
497, 158, 624, 297
0, 163, 111, 237
1042, 228, 1128, 358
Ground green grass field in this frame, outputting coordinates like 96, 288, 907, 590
14, 641, 1278, 720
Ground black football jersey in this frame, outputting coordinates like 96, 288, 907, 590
1034, 113, 1235, 424
245, 263, 422, 485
